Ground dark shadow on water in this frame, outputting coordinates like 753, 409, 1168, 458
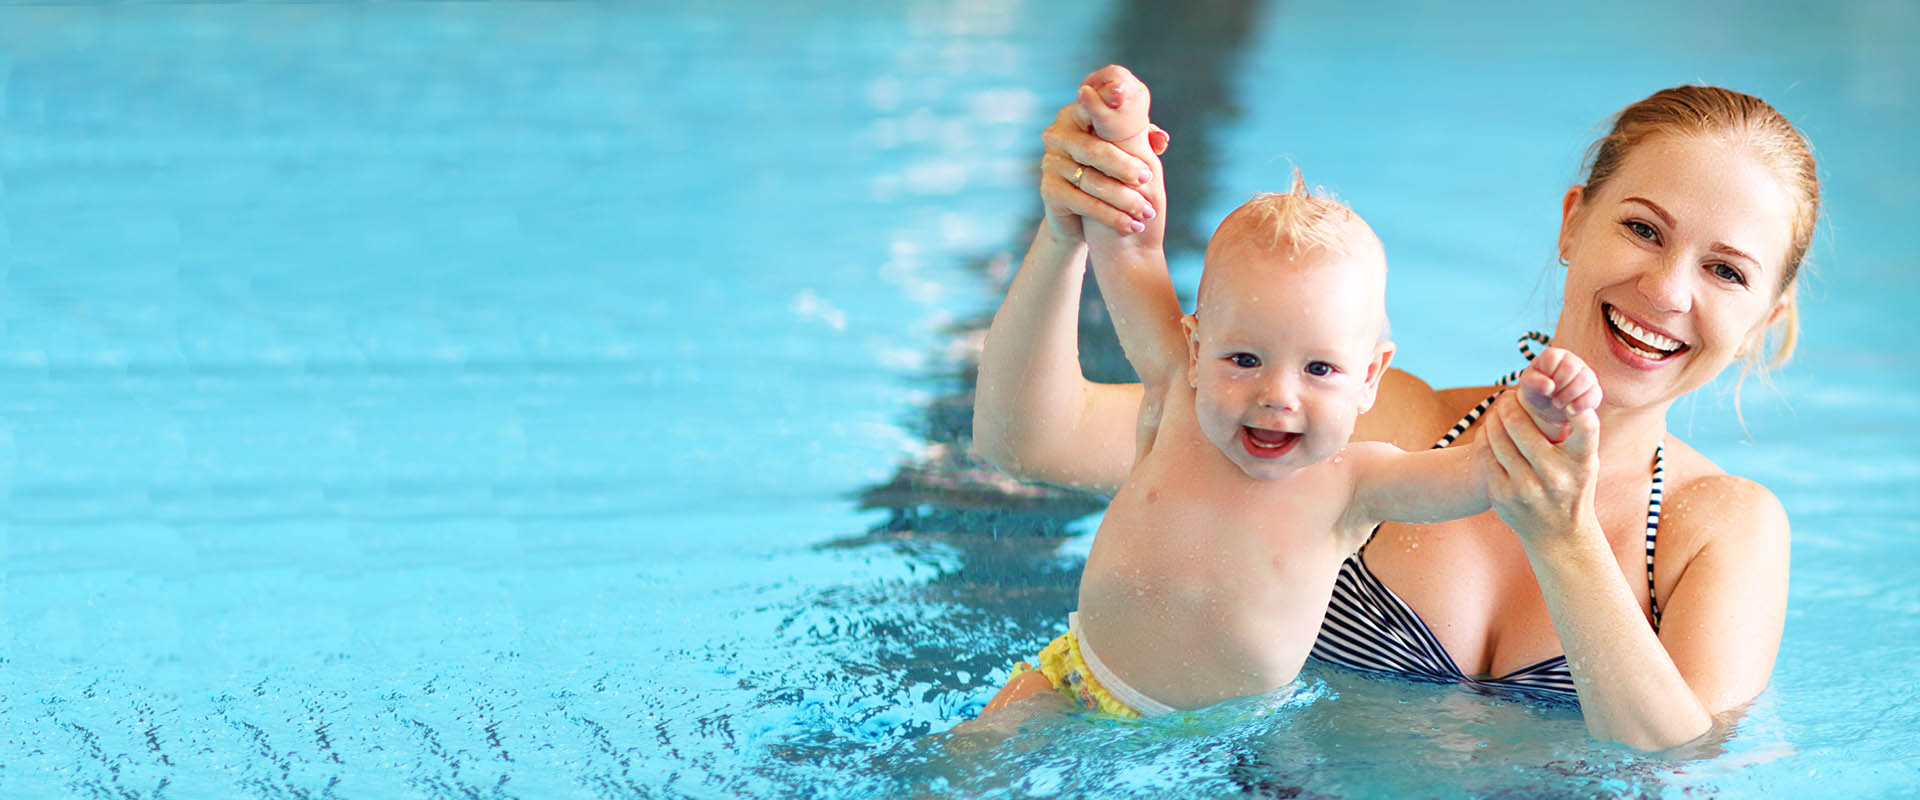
847, 0, 1268, 541
718, 10, 1275, 788
819, 0, 1271, 729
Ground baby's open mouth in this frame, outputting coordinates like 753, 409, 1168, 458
1242, 426, 1300, 458
1605, 305, 1688, 361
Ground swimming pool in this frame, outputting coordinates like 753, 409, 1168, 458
2, 1, 1916, 797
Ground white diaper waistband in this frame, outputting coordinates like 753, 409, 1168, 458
1068, 611, 1177, 717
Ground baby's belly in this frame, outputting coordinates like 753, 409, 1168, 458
1075, 547, 1340, 710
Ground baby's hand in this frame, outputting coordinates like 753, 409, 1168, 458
1514, 347, 1602, 444
1076, 65, 1153, 151
1075, 66, 1164, 247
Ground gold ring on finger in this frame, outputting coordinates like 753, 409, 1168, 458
1072, 166, 1084, 187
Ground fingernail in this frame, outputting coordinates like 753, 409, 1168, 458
1099, 82, 1123, 108
1139, 205, 1156, 221
1137, 170, 1153, 185
1128, 220, 1145, 233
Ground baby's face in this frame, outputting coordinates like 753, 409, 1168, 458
1186, 234, 1390, 481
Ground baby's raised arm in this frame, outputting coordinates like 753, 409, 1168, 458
1076, 68, 1187, 395
1348, 348, 1602, 529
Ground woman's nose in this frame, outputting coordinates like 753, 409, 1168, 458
1638, 254, 1694, 314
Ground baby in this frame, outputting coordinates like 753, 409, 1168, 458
974, 69, 1600, 719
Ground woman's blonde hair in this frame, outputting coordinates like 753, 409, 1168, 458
1579, 85, 1820, 377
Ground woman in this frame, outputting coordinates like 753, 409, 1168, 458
972, 67, 1816, 750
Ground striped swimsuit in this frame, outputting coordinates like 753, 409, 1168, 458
1310, 334, 1666, 707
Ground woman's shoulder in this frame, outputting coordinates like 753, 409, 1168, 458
1357, 369, 1499, 450
1655, 437, 1791, 560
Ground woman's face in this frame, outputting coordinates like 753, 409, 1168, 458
1554, 133, 1796, 412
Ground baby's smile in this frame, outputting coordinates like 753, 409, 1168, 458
1241, 426, 1301, 459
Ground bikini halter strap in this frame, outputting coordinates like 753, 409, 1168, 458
1494, 331, 1552, 387
1433, 332, 1668, 629
1431, 332, 1550, 449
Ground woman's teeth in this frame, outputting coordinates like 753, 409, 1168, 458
1607, 307, 1683, 359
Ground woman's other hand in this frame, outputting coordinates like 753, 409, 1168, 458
1483, 393, 1603, 550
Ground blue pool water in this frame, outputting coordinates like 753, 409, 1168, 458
2, 2, 1917, 797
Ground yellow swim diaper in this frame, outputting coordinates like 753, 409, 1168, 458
1008, 629, 1143, 718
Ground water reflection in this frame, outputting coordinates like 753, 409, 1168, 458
823, 0, 1269, 725
846, 0, 1266, 540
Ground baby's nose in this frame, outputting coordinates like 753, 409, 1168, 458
1258, 380, 1300, 412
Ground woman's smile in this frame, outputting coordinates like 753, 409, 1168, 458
1601, 303, 1690, 368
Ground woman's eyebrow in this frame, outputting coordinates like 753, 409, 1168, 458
1621, 196, 1675, 228
1624, 196, 1761, 267
1710, 243, 1760, 268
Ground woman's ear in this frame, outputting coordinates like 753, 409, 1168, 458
1742, 286, 1795, 358
1558, 185, 1587, 264
1764, 285, 1793, 329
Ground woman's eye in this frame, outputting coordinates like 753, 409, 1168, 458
1626, 220, 1659, 241
1305, 362, 1335, 377
1228, 353, 1259, 369
1709, 263, 1748, 285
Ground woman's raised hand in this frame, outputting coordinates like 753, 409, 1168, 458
1039, 65, 1170, 242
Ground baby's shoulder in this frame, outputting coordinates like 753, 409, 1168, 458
1290, 442, 1396, 508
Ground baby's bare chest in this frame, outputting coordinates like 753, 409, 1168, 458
1088, 444, 1352, 584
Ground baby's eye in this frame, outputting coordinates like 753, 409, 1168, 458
1228, 353, 1260, 369
1625, 220, 1659, 241
1305, 361, 1336, 377
1708, 263, 1748, 286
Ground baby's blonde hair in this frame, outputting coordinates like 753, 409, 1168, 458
1198, 171, 1389, 338
1212, 170, 1357, 258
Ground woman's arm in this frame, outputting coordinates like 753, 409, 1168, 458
973, 223, 1144, 492
1647, 474, 1791, 710
971, 73, 1169, 492
1480, 402, 1787, 750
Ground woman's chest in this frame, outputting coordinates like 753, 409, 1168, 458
1364, 507, 1655, 677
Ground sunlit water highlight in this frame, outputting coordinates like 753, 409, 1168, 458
2, 1, 1917, 798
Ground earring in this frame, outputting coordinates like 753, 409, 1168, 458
1557, 255, 1570, 266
